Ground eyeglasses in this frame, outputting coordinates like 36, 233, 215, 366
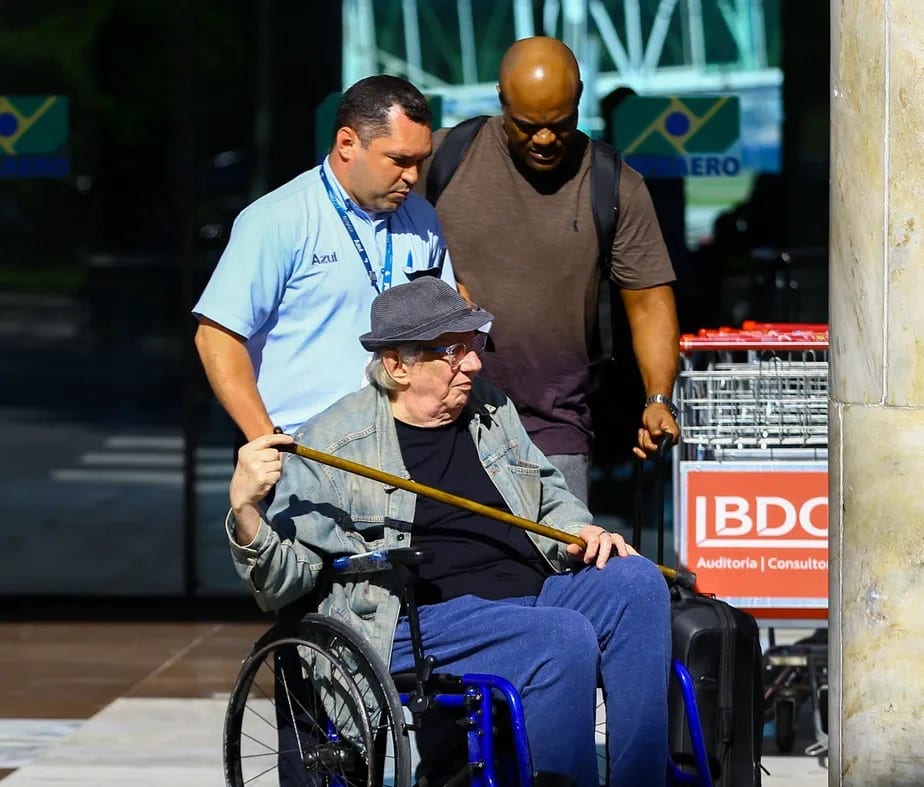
422, 332, 488, 369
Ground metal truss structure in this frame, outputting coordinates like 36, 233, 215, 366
341, 0, 780, 126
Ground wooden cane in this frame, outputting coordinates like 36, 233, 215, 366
276, 434, 696, 589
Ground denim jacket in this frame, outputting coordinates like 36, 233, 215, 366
226, 377, 592, 669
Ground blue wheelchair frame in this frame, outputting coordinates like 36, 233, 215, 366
398, 673, 533, 787
331, 549, 715, 787
396, 662, 712, 787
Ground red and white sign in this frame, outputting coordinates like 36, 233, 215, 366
678, 463, 828, 612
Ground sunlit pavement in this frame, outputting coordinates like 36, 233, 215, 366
0, 622, 827, 786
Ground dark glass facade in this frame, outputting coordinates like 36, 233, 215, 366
0, 2, 341, 599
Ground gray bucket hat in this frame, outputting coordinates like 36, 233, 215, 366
359, 276, 493, 350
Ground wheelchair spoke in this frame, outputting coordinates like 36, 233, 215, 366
240, 760, 283, 785
595, 687, 609, 785
224, 617, 411, 787
238, 745, 301, 760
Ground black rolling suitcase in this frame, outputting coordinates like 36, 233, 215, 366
634, 440, 763, 786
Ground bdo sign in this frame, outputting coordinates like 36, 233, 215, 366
678, 462, 828, 614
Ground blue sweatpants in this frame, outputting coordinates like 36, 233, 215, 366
391, 555, 671, 787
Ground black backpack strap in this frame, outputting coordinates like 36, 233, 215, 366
589, 139, 622, 275
425, 115, 489, 205
589, 140, 622, 361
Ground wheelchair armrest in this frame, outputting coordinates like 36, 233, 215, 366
392, 671, 462, 694
331, 547, 433, 575
387, 547, 434, 567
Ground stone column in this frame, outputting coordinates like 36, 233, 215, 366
830, 1, 924, 783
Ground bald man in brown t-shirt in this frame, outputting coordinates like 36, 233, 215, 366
420, 37, 680, 503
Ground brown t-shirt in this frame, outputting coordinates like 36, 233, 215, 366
420, 116, 675, 455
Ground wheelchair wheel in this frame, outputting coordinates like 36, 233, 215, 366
594, 690, 608, 784
224, 613, 411, 786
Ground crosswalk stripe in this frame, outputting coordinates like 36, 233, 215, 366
51, 469, 234, 488
80, 452, 182, 467
52, 438, 244, 485
51, 469, 183, 484
77, 452, 232, 469
104, 436, 183, 450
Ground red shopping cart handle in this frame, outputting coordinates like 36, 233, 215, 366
679, 334, 829, 353
741, 320, 828, 332
680, 320, 829, 352
691, 328, 827, 340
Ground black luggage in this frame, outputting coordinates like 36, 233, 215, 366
668, 584, 763, 785
634, 439, 763, 786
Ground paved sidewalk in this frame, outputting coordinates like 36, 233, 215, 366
0, 695, 828, 786
0, 621, 829, 785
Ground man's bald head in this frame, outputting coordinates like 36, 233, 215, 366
497, 37, 583, 173
499, 37, 581, 104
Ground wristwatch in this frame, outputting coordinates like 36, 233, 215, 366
644, 394, 679, 419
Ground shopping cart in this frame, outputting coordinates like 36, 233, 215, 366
677, 323, 828, 462
672, 322, 829, 756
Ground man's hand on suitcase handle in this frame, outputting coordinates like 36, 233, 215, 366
634, 428, 676, 461
634, 408, 678, 460
655, 431, 674, 460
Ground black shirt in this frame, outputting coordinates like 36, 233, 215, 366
395, 415, 547, 605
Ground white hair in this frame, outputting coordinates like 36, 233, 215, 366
365, 345, 422, 392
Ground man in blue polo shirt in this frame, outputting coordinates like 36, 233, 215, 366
193, 75, 460, 439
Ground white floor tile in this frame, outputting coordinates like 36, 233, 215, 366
0, 719, 82, 769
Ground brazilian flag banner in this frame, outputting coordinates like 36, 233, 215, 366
613, 95, 741, 178
0, 95, 70, 178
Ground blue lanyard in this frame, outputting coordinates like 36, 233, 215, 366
320, 166, 392, 293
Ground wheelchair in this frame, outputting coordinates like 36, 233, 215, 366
223, 548, 715, 787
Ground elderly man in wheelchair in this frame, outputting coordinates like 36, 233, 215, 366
224, 277, 672, 787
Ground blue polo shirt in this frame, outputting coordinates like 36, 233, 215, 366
193, 158, 456, 433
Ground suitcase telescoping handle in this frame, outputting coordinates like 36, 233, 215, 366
632, 434, 696, 590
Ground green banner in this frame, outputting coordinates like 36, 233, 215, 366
613, 96, 741, 178
0, 95, 70, 177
